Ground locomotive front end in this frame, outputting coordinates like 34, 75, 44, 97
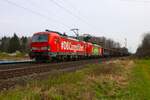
29, 32, 51, 61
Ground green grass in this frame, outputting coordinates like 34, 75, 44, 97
128, 59, 150, 100
2, 59, 150, 100
0, 51, 27, 60
0, 60, 131, 100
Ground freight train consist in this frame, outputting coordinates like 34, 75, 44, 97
29, 30, 126, 61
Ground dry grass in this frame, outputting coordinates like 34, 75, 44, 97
0, 58, 134, 100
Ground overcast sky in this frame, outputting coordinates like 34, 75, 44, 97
0, 0, 150, 53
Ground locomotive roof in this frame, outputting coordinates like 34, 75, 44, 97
34, 31, 102, 46
66, 37, 79, 41
34, 31, 62, 35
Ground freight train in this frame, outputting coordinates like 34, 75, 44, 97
29, 30, 126, 61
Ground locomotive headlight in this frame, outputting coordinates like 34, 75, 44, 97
31, 47, 38, 50
47, 46, 50, 50
41, 46, 50, 50
41, 46, 48, 50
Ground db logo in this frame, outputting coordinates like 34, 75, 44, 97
61, 41, 71, 50
61, 41, 84, 51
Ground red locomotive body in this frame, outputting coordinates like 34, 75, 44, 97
59, 36, 86, 55
86, 42, 93, 56
29, 30, 104, 61
29, 31, 94, 61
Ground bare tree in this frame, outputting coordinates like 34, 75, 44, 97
136, 33, 150, 57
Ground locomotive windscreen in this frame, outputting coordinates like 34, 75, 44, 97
32, 34, 48, 42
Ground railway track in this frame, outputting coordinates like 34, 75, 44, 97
0, 59, 104, 80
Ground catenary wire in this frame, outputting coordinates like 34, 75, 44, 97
1, 0, 71, 30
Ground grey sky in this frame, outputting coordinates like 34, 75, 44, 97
0, 0, 150, 53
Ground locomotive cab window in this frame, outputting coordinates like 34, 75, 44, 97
32, 34, 48, 42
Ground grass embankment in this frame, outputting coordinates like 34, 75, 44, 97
0, 51, 28, 60
128, 59, 150, 99
0, 59, 131, 100
1, 59, 150, 100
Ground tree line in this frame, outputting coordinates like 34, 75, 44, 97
0, 33, 30, 53
79, 34, 121, 49
136, 33, 150, 57
0, 33, 129, 55
79, 34, 129, 55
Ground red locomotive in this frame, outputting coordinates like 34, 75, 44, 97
29, 30, 103, 61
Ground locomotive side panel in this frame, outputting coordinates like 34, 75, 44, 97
48, 33, 61, 53
99, 47, 103, 56
92, 44, 103, 57
86, 43, 93, 56
59, 37, 85, 55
